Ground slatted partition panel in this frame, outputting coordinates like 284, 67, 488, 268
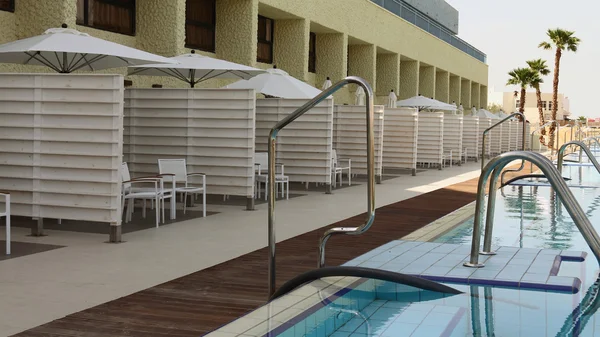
0, 73, 123, 225
501, 121, 512, 153
382, 108, 418, 174
125, 88, 256, 198
416, 111, 444, 168
525, 123, 531, 150
462, 115, 479, 161
509, 120, 523, 151
443, 114, 463, 163
490, 122, 503, 155
333, 105, 384, 177
478, 117, 492, 159
256, 99, 333, 184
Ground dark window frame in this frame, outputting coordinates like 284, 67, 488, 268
77, 0, 136, 36
0, 0, 14, 13
308, 32, 316, 73
257, 15, 274, 64
185, 0, 216, 53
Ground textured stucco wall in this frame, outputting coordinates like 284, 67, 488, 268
259, 0, 487, 85
399, 60, 418, 100
16, 0, 75, 39
435, 69, 449, 103
348, 44, 376, 91
315, 33, 348, 102
216, 0, 258, 65
273, 19, 309, 80
449, 75, 460, 105
479, 85, 488, 109
0, 11, 15, 44
137, 0, 185, 57
376, 53, 399, 96
460, 78, 471, 107
419, 65, 435, 98
471, 82, 481, 109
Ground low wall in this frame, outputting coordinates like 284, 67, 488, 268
124, 88, 256, 198
479, 117, 492, 158
462, 116, 479, 160
382, 108, 418, 174
443, 114, 463, 163
490, 122, 503, 155
417, 111, 444, 167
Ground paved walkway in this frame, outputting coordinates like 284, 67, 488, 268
0, 163, 482, 336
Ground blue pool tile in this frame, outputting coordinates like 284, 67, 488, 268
422, 266, 453, 276
431, 244, 461, 254
411, 242, 442, 252
517, 247, 542, 254
371, 307, 403, 321
560, 250, 587, 260
409, 303, 435, 312
411, 323, 447, 337
445, 267, 476, 278
396, 309, 430, 324
381, 322, 418, 336
538, 248, 561, 255
293, 322, 306, 337
400, 264, 430, 275
330, 332, 350, 337
508, 258, 535, 266
497, 246, 519, 252
469, 269, 500, 280
521, 273, 549, 283
338, 317, 365, 333
382, 301, 410, 310
349, 333, 367, 337
422, 311, 455, 326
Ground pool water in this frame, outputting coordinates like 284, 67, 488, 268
259, 164, 600, 337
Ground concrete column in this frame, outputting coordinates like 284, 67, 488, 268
216, 0, 258, 65
449, 74, 461, 106
16, 0, 76, 38
435, 69, 450, 103
399, 60, 418, 100
273, 19, 310, 80
137, 0, 186, 56
479, 85, 488, 109
460, 78, 472, 108
376, 53, 400, 102
418, 64, 435, 98
348, 44, 377, 90
471, 82, 481, 109
315, 33, 347, 101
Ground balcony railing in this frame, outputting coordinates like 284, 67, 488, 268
371, 0, 487, 63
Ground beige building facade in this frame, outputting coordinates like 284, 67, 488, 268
0, 0, 488, 105
500, 91, 571, 125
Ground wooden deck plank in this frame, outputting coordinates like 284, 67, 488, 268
13, 176, 480, 337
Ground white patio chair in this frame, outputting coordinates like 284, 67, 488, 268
0, 191, 10, 255
442, 149, 453, 168
121, 162, 172, 228
158, 159, 206, 217
254, 152, 289, 200
332, 149, 351, 188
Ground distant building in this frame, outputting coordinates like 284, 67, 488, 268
492, 91, 570, 125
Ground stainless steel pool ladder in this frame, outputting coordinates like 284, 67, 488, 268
556, 141, 600, 176
464, 151, 600, 268
480, 112, 525, 171
267, 76, 376, 297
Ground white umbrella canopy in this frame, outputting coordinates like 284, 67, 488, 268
226, 67, 321, 99
477, 109, 501, 119
396, 95, 457, 111
0, 24, 176, 73
128, 50, 265, 87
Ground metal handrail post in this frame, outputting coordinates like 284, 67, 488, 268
267, 76, 375, 297
480, 112, 525, 171
481, 167, 503, 255
318, 78, 375, 267
465, 151, 600, 267
557, 141, 600, 176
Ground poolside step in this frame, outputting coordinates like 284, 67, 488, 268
343, 240, 586, 293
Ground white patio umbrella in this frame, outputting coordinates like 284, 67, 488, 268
226, 66, 321, 99
322, 77, 332, 90
396, 95, 457, 112
387, 90, 397, 108
0, 24, 175, 73
355, 86, 366, 105
128, 50, 265, 87
477, 109, 501, 119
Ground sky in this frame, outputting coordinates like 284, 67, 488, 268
445, 0, 599, 118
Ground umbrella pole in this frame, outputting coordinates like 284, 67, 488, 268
190, 69, 196, 88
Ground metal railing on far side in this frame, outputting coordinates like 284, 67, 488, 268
480, 112, 525, 171
267, 76, 376, 298
557, 141, 600, 176
464, 151, 600, 268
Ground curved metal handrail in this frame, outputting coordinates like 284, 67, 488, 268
267, 76, 375, 297
557, 141, 600, 177
464, 151, 600, 268
480, 112, 525, 171
495, 113, 527, 185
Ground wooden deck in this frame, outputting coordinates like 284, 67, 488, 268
14, 177, 481, 337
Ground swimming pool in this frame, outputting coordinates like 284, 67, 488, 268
207, 164, 600, 336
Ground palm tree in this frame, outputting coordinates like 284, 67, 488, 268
526, 59, 551, 145
539, 28, 581, 147
506, 67, 539, 121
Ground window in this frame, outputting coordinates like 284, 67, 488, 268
185, 0, 216, 52
549, 101, 553, 111
0, 0, 14, 12
77, 0, 136, 35
257, 15, 274, 63
541, 101, 547, 110
308, 32, 316, 73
